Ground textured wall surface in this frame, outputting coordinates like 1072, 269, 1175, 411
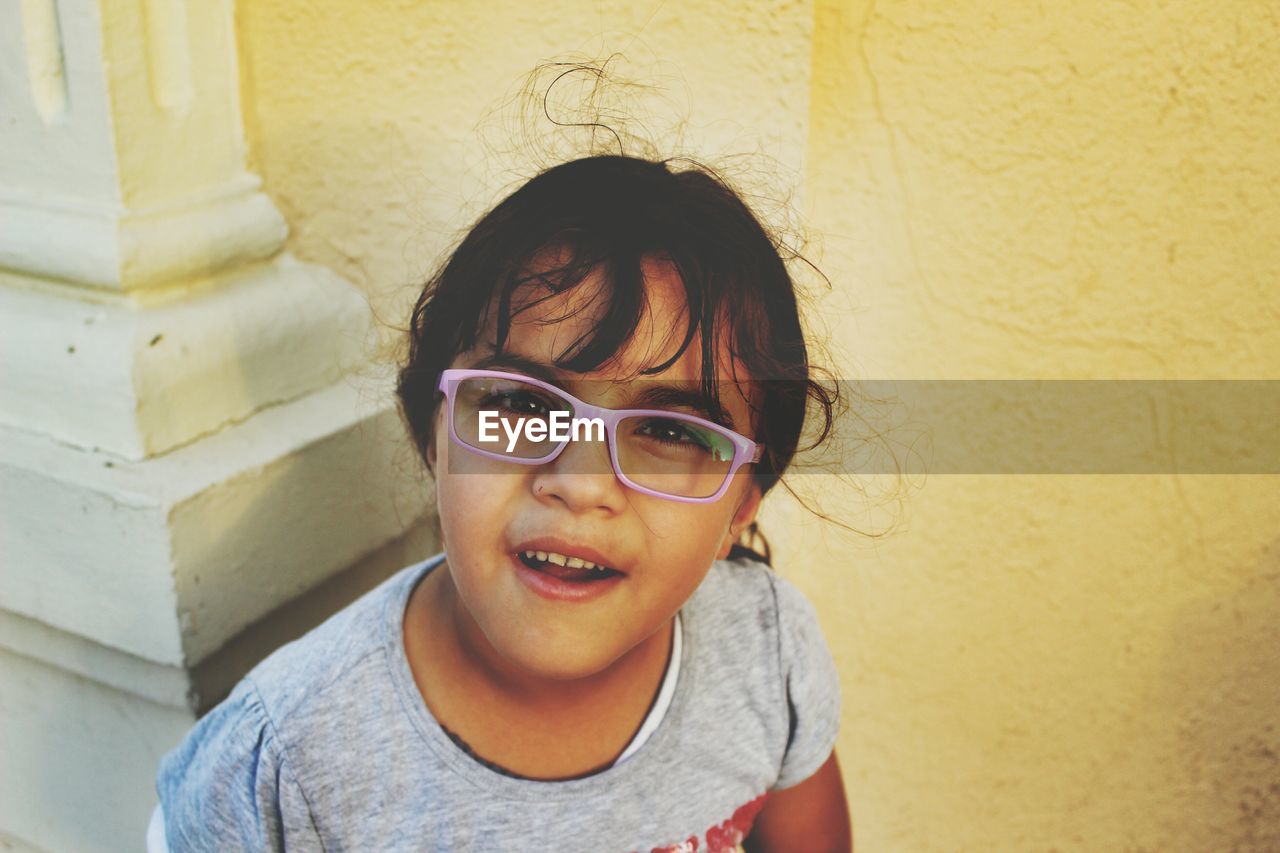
234, 2, 1279, 850
806, 1, 1280, 850
234, 0, 814, 336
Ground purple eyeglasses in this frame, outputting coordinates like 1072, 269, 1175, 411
436, 368, 764, 503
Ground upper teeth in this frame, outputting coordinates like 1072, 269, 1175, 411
524, 550, 609, 572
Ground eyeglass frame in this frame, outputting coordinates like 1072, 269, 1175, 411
435, 368, 765, 504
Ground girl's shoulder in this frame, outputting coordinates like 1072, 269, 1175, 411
245, 554, 439, 724
689, 554, 830, 660
688, 556, 842, 791
156, 674, 317, 848
155, 555, 442, 848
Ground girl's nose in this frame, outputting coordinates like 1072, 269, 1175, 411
530, 432, 627, 514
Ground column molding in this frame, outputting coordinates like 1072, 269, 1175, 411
0, 2, 433, 849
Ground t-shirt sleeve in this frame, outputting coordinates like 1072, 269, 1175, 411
770, 573, 843, 790
155, 677, 321, 851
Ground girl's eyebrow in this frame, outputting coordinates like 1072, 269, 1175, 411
469, 351, 562, 383
630, 386, 737, 431
469, 350, 738, 431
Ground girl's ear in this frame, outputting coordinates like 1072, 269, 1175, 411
717, 482, 763, 561
425, 406, 444, 474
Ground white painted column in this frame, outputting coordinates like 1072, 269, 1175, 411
0, 2, 431, 850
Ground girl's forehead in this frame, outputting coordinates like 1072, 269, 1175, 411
463, 256, 758, 427
494, 255, 744, 384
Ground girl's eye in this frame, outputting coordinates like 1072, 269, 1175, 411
480, 390, 555, 417
633, 418, 715, 453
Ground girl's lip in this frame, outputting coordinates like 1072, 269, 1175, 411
510, 552, 626, 603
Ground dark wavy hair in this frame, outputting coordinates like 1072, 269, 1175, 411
397, 154, 834, 507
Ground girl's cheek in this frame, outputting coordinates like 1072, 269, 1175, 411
647, 503, 734, 555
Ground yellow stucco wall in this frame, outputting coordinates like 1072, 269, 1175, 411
236, 2, 1279, 849
805, 2, 1280, 850
233, 0, 814, 332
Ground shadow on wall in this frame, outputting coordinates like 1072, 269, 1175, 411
1160, 537, 1280, 850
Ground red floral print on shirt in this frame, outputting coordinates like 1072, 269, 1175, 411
645, 793, 768, 853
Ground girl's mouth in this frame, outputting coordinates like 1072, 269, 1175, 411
517, 550, 623, 583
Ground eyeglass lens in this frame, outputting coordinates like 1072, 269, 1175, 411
450, 375, 738, 499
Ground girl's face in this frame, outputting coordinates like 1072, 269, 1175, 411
428, 255, 762, 682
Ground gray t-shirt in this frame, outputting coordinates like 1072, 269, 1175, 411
156, 554, 841, 852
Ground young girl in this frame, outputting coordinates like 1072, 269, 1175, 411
155, 155, 850, 851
